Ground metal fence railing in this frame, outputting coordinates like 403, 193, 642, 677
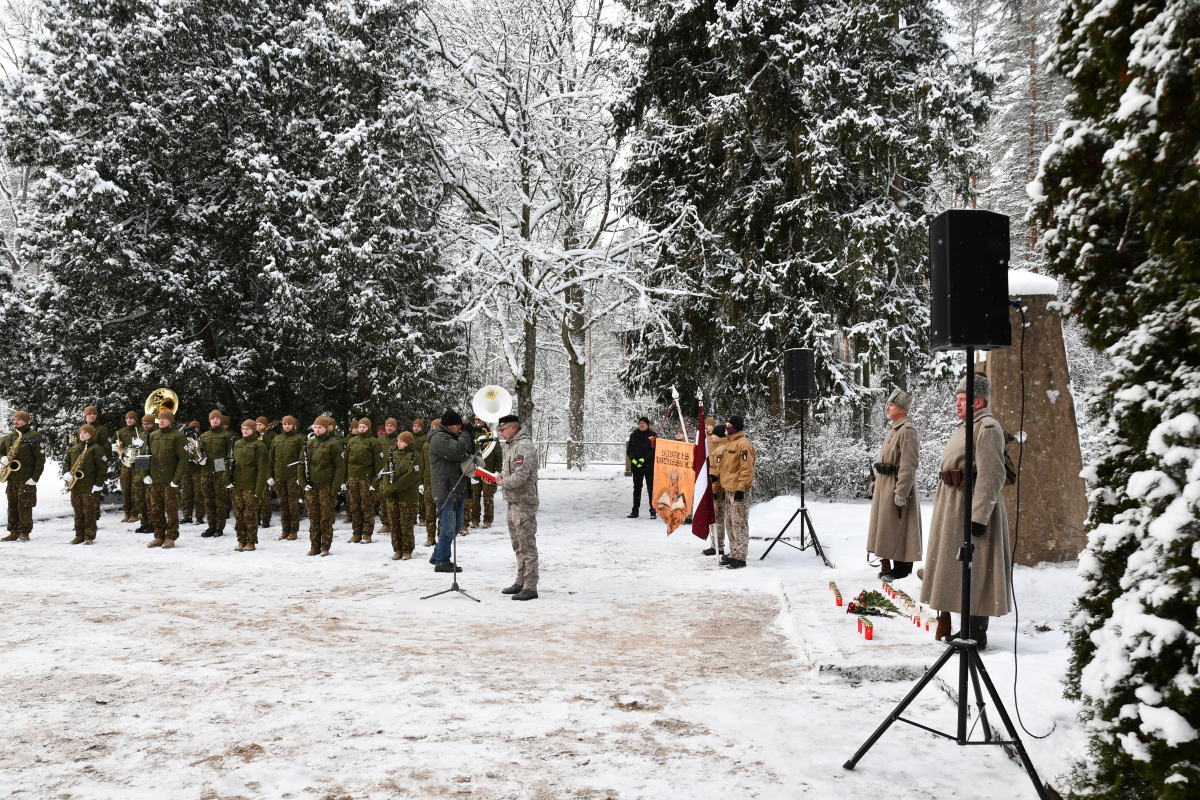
533, 440, 628, 466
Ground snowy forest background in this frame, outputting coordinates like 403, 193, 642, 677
0, 1, 1197, 796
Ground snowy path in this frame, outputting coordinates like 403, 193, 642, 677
0, 473, 1082, 799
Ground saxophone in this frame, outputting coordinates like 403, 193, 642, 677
0, 429, 22, 482
65, 443, 89, 490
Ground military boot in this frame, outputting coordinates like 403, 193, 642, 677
180, 516, 193, 524
70, 535, 85, 545
235, 543, 245, 552
401, 552, 411, 560
1, 532, 17, 542
626, 508, 638, 518
307, 547, 320, 556
161, 539, 174, 549
244, 543, 255, 552
935, 611, 952, 642
702, 548, 717, 556
279, 532, 288, 540
502, 584, 523, 595
349, 534, 362, 543
320, 549, 330, 557
425, 535, 435, 547
725, 558, 746, 569
287, 533, 297, 540
17, 534, 29, 541
84, 539, 95, 545
363, 534, 372, 544
148, 538, 164, 548
512, 589, 538, 601
379, 524, 391, 534
482, 522, 491, 529
392, 551, 402, 561
877, 559, 892, 580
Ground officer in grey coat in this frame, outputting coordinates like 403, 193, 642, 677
494, 413, 539, 601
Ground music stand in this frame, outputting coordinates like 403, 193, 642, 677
842, 355, 1048, 799
760, 398, 832, 567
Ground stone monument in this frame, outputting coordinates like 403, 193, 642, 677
983, 271, 1089, 565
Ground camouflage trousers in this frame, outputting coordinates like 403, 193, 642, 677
71, 492, 99, 539
710, 493, 727, 552
180, 473, 204, 522
725, 495, 750, 561
149, 483, 181, 541
466, 482, 497, 525
231, 489, 260, 545
507, 502, 539, 591
423, 491, 437, 538
201, 474, 229, 532
259, 487, 273, 526
120, 466, 137, 516
389, 501, 418, 554
134, 478, 151, 526
275, 478, 302, 536
5, 480, 36, 535
346, 478, 375, 538
306, 485, 336, 551
378, 498, 393, 530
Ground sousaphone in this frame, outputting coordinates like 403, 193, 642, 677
471, 385, 512, 459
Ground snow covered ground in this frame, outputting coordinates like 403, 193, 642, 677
1, 468, 1083, 799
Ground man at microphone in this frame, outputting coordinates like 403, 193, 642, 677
493, 414, 539, 601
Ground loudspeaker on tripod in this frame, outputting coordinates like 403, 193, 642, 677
930, 210, 1012, 351
783, 348, 816, 402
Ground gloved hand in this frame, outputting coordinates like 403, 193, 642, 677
0, 455, 9, 466
734, 490, 745, 502
419, 485, 425, 495
133, 439, 143, 447
369, 484, 375, 491
112, 443, 120, 453
971, 521, 987, 538
92, 485, 103, 493
340, 484, 347, 492
267, 477, 274, 488
27, 478, 36, 486
305, 484, 313, 492
226, 484, 233, 490
62, 473, 72, 483
143, 476, 152, 484
170, 482, 179, 488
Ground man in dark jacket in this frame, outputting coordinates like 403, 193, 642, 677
626, 417, 657, 519
427, 409, 473, 572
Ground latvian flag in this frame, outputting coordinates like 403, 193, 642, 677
690, 403, 715, 540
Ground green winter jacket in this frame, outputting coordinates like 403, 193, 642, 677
269, 430, 305, 480
300, 432, 346, 490
381, 447, 422, 503
148, 427, 188, 485
1, 426, 45, 483
412, 431, 432, 494
428, 426, 473, 502
345, 432, 384, 483
199, 427, 234, 475
227, 435, 269, 497
62, 440, 108, 495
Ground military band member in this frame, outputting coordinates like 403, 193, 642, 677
345, 417, 384, 543
465, 416, 502, 531
920, 374, 1012, 649
145, 409, 188, 549
199, 411, 233, 538
718, 415, 756, 569
299, 416, 346, 556
180, 421, 205, 526
255, 417, 276, 527
116, 411, 140, 522
411, 418, 428, 525
382, 431, 421, 560
83, 405, 111, 453
132, 414, 156, 533
867, 389, 922, 581
702, 424, 728, 557
496, 414, 539, 601
1, 411, 45, 542
62, 424, 107, 544
377, 419, 400, 535
227, 419, 269, 551
268, 416, 305, 540
421, 419, 438, 546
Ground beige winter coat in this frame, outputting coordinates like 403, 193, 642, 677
919, 407, 1012, 617
866, 416, 922, 562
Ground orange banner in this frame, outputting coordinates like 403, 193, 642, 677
653, 439, 695, 534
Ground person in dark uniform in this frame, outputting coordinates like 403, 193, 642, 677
625, 417, 656, 519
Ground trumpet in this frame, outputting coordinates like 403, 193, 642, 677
0, 429, 22, 482
65, 442, 89, 490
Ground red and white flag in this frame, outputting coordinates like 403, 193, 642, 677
690, 403, 715, 541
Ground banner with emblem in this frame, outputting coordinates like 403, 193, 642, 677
653, 438, 695, 534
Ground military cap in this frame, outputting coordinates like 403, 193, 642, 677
241, 419, 257, 430
956, 373, 991, 402
398, 431, 415, 446
498, 414, 520, 426
142, 414, 155, 425
13, 411, 29, 423
385, 418, 398, 428
359, 417, 373, 429
282, 415, 298, 426
209, 410, 223, 422
84, 405, 99, 416
79, 424, 95, 437
886, 388, 913, 411
256, 416, 268, 426
412, 418, 424, 426
705, 416, 715, 428
431, 419, 441, 428
220, 414, 230, 426
159, 409, 175, 422
189, 420, 200, 429
314, 415, 335, 430
125, 411, 139, 421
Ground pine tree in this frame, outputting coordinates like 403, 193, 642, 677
1032, 1, 1200, 795
615, 0, 990, 417
0, 0, 453, 440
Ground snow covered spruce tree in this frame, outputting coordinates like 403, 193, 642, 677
0, 0, 452, 436
1032, 1, 1200, 795
614, 0, 990, 415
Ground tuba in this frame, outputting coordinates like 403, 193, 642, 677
0, 429, 22, 482
471, 385, 513, 459
145, 388, 180, 418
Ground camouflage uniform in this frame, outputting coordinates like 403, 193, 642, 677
716, 430, 757, 561
146, 422, 188, 543
381, 439, 422, 556
377, 427, 399, 531
499, 426, 540, 591
132, 419, 155, 529
269, 428, 305, 538
344, 428, 384, 541
709, 438, 728, 552
199, 421, 234, 533
227, 430, 269, 547
180, 428, 204, 523
63, 436, 108, 541
257, 421, 277, 525
412, 426, 436, 542
1, 422, 45, 541
299, 429, 346, 554
466, 425, 503, 528
116, 419, 140, 519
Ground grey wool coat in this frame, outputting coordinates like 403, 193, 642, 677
866, 416, 922, 562
919, 407, 1013, 617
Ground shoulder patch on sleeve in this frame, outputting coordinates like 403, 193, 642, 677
741, 450, 748, 461
514, 455, 524, 466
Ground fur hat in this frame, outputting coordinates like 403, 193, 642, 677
125, 411, 139, 422
282, 415, 298, 427
209, 410, 223, 423
728, 415, 745, 432
498, 414, 520, 427
398, 431, 415, 446
13, 411, 29, 424
712, 424, 727, 437
441, 409, 463, 427
256, 416, 269, 426
385, 418, 398, 428
141, 414, 155, 425
887, 388, 913, 411
84, 406, 98, 416
241, 418, 257, 430
79, 424, 95, 437
956, 373, 991, 402
159, 409, 174, 422
314, 415, 335, 430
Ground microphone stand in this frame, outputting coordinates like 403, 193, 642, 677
422, 428, 481, 603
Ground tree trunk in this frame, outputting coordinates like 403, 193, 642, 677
515, 301, 536, 421
562, 306, 586, 470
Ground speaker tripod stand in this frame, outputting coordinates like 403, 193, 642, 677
759, 398, 832, 568
842, 352, 1048, 799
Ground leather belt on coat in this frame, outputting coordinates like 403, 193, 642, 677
939, 469, 967, 488
874, 462, 898, 476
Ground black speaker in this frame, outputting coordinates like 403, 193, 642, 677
930, 210, 1012, 351
783, 348, 816, 401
